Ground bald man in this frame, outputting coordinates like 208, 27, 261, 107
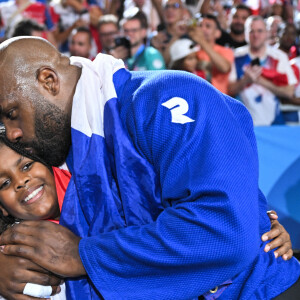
0, 37, 299, 300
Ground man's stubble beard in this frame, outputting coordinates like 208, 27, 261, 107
34, 99, 71, 167
20, 92, 72, 167
231, 24, 245, 35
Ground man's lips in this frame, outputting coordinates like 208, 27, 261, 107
21, 185, 44, 205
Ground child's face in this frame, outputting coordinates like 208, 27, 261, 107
183, 53, 198, 73
0, 144, 59, 221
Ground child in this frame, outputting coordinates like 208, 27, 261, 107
0, 137, 70, 300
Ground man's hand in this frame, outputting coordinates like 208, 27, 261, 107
0, 221, 86, 278
262, 210, 293, 260
0, 252, 61, 300
109, 45, 130, 60
244, 65, 262, 84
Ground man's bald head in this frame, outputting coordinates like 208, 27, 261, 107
0, 37, 82, 166
0, 37, 65, 83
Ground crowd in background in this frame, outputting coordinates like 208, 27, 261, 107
1, 0, 300, 126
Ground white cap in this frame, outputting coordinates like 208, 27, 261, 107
169, 38, 200, 68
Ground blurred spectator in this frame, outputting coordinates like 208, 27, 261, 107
228, 15, 296, 126
123, 0, 163, 31
151, 0, 187, 65
216, 4, 251, 49
69, 26, 93, 58
266, 15, 283, 46
169, 38, 205, 78
0, 0, 56, 45
12, 18, 45, 37
98, 14, 120, 53
50, 0, 101, 53
277, 22, 298, 60
199, 0, 228, 31
119, 8, 165, 70
269, 0, 293, 23
189, 14, 234, 94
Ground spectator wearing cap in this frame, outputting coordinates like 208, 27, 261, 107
189, 14, 234, 94
169, 38, 205, 78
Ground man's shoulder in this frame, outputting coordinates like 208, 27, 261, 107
233, 45, 250, 58
266, 45, 289, 61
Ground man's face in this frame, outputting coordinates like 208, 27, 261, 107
122, 19, 146, 47
134, 0, 145, 8
163, 0, 184, 26
248, 19, 268, 52
280, 25, 297, 51
0, 80, 71, 167
69, 32, 91, 58
231, 9, 250, 35
98, 23, 119, 51
199, 18, 219, 43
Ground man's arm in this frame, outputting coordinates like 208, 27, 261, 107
256, 76, 295, 99
189, 26, 231, 73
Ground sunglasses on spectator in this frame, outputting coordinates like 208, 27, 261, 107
164, 3, 181, 9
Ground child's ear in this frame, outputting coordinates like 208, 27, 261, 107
0, 203, 9, 217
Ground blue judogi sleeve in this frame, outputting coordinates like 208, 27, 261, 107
78, 70, 263, 299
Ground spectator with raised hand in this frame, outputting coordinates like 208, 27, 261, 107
189, 13, 234, 94
228, 15, 297, 126
50, 0, 101, 54
150, 0, 188, 65
0, 0, 57, 44
216, 4, 252, 49
123, 0, 162, 31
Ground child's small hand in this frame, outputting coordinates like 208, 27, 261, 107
262, 210, 293, 260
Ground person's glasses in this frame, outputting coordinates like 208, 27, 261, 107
123, 28, 142, 34
164, 3, 181, 10
100, 31, 118, 37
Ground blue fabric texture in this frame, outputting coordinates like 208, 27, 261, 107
60, 67, 300, 299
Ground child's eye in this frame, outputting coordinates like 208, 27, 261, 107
22, 162, 34, 171
0, 179, 10, 190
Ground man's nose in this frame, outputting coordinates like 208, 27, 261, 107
6, 127, 23, 143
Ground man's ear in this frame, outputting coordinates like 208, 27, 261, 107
36, 67, 60, 96
0, 203, 9, 217
215, 28, 221, 40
